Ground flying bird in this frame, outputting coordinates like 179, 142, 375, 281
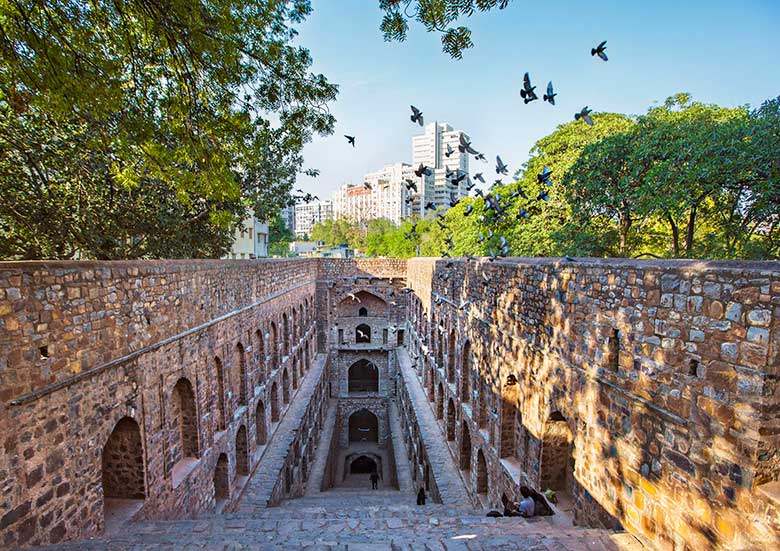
405, 179, 418, 192
464, 205, 473, 216
518, 207, 530, 219
458, 134, 479, 155
496, 156, 508, 175
591, 40, 608, 61
458, 299, 471, 311
357, 329, 368, 339
347, 292, 361, 303
345, 135, 355, 147
475, 153, 487, 162
537, 166, 553, 186
474, 173, 485, 183
575, 106, 594, 126
445, 143, 455, 158
520, 72, 538, 104
425, 202, 437, 211
543, 82, 556, 105
410, 105, 424, 126
537, 190, 549, 201
363, 182, 372, 190
415, 164, 433, 177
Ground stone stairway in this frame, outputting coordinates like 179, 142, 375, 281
28, 486, 643, 550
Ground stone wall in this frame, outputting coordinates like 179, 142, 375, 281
0, 260, 318, 548
406, 256, 780, 550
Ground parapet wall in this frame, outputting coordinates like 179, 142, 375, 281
406, 256, 780, 550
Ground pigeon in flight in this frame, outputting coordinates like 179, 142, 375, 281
464, 204, 473, 216
475, 153, 487, 162
518, 207, 530, 219
415, 164, 433, 177
450, 170, 467, 185
345, 135, 355, 147
357, 328, 369, 340
575, 106, 594, 126
537, 189, 549, 201
445, 143, 455, 158
363, 182, 372, 190
404, 179, 418, 192
466, 178, 476, 191
474, 173, 485, 183
410, 105, 424, 126
495, 156, 508, 175
537, 166, 553, 186
591, 40, 608, 61
425, 202, 437, 211
520, 72, 538, 104
543, 82, 556, 105
458, 134, 479, 155
347, 292, 361, 302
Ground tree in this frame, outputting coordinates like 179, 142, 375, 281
267, 214, 294, 257
380, 0, 513, 59
0, 0, 336, 259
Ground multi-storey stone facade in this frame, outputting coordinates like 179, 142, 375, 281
1, 257, 779, 550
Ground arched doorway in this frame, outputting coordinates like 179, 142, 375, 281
235, 342, 247, 406
102, 417, 145, 522
255, 329, 266, 384
283, 313, 290, 355
460, 421, 472, 471
270, 383, 279, 422
358, 306, 368, 317
236, 425, 249, 476
270, 322, 279, 366
447, 329, 456, 383
292, 357, 298, 389
255, 401, 266, 445
461, 340, 471, 402
356, 323, 371, 343
446, 398, 456, 441
540, 411, 574, 492
215, 356, 226, 431
349, 409, 378, 442
282, 369, 290, 404
350, 455, 377, 474
436, 382, 444, 419
170, 378, 199, 462
476, 449, 488, 494
213, 453, 229, 506
348, 359, 379, 393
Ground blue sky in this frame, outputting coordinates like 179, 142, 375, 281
292, 0, 780, 197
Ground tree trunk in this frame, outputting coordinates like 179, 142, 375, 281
619, 213, 632, 257
665, 212, 680, 256
685, 205, 697, 256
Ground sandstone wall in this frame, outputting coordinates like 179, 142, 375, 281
406, 256, 780, 550
0, 260, 318, 548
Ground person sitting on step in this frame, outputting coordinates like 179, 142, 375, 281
518, 486, 536, 517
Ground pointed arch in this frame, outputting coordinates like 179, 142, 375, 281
436, 382, 444, 420
476, 449, 488, 494
460, 421, 472, 471
270, 382, 279, 422
215, 356, 226, 431
255, 400, 266, 445
282, 368, 290, 404
447, 329, 456, 383
213, 453, 229, 504
282, 313, 290, 356
349, 409, 379, 442
170, 378, 199, 461
235, 342, 247, 406
236, 425, 249, 476
102, 417, 145, 501
255, 328, 266, 385
461, 340, 471, 402
447, 398, 456, 441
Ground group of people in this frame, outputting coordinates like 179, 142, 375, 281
488, 486, 555, 518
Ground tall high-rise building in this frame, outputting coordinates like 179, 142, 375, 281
412, 122, 470, 211
294, 200, 333, 238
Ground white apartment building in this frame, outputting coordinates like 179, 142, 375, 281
412, 122, 470, 211
332, 163, 421, 225
293, 200, 333, 238
224, 217, 269, 259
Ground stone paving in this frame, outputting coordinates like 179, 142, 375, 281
396, 348, 474, 508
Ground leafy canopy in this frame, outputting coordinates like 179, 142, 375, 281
0, 0, 336, 259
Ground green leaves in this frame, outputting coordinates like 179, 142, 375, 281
0, 0, 336, 259
379, 0, 513, 59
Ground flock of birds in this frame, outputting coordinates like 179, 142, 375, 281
297, 40, 610, 261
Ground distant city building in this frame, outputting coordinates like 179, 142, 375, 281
332, 163, 418, 225
288, 240, 320, 256
332, 182, 374, 225
412, 122, 470, 212
280, 206, 295, 231
294, 200, 333, 238
224, 217, 269, 259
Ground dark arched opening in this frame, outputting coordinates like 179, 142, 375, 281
447, 398, 456, 441
236, 425, 249, 476
348, 359, 379, 393
349, 409, 379, 442
213, 453, 229, 506
476, 449, 488, 494
350, 455, 377, 474
171, 378, 199, 461
270, 382, 279, 422
255, 400, 266, 445
356, 323, 371, 343
460, 421, 472, 471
